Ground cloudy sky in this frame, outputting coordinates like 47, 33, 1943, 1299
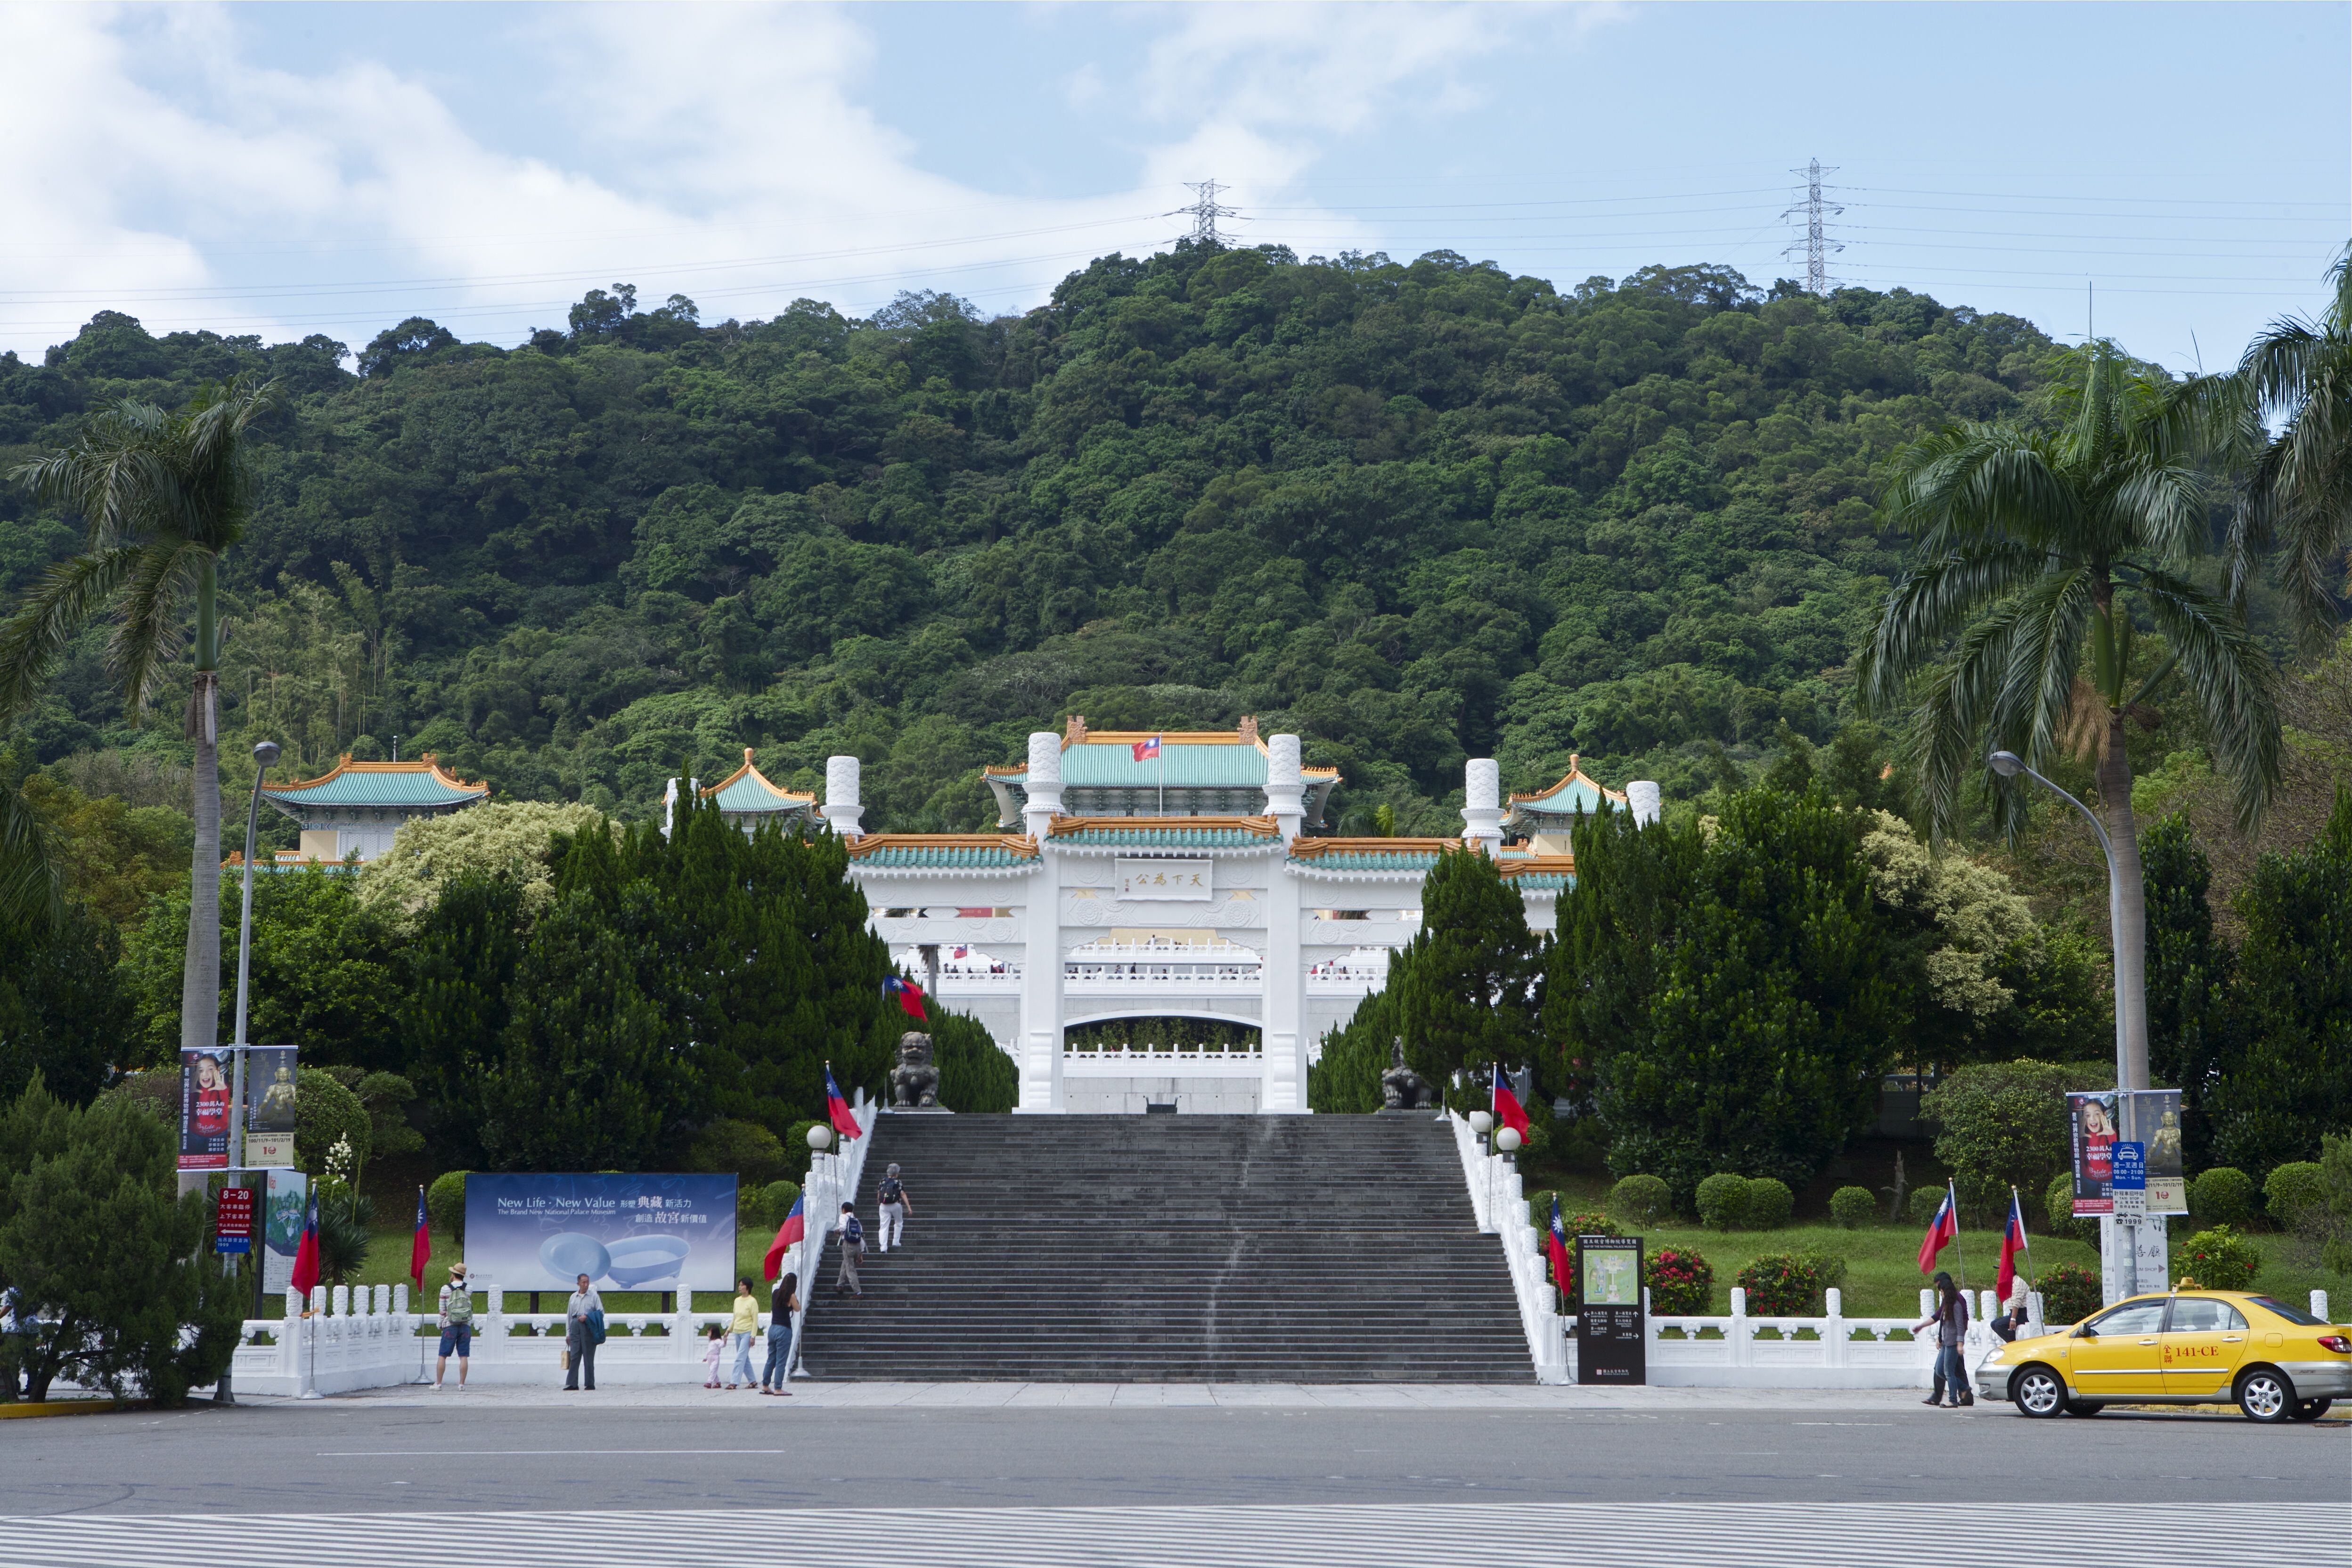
5, 1, 2344, 372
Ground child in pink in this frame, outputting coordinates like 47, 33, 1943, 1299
702, 1323, 726, 1388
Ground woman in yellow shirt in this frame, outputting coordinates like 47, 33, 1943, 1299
727, 1277, 760, 1388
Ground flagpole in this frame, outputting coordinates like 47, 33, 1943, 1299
1948, 1179, 1966, 1300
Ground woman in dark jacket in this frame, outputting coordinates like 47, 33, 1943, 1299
1912, 1272, 1972, 1408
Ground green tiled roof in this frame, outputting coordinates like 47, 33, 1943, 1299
851, 841, 1037, 871
260, 760, 486, 809
1504, 872, 1575, 892
707, 772, 810, 814
1291, 849, 1446, 872
1062, 741, 1270, 789
1512, 780, 1612, 814
1050, 823, 1279, 849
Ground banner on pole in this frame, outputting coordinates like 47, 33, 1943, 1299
178, 1050, 231, 1170
463, 1174, 738, 1292
243, 1046, 299, 1168
262, 1169, 308, 1293
215, 1185, 255, 1254
2068, 1088, 2185, 1217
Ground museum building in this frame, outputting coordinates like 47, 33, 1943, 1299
794, 718, 1658, 1115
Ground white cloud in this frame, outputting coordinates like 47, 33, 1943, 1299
0, 1, 1580, 358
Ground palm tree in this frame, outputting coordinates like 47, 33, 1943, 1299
2222, 247, 2352, 653
0, 376, 281, 1055
1857, 344, 2281, 1090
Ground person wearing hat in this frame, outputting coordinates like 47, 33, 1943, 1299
434, 1263, 474, 1390
876, 1163, 914, 1253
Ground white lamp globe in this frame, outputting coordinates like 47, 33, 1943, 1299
1495, 1127, 1521, 1153
806, 1125, 833, 1151
1469, 1111, 1494, 1135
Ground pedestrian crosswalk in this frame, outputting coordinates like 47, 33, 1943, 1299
0, 1502, 2341, 1568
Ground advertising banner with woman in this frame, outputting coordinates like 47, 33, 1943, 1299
178, 1050, 232, 1170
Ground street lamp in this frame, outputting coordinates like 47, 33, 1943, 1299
217, 739, 278, 1408
1988, 748, 2148, 1300
1985, 751, 2137, 1092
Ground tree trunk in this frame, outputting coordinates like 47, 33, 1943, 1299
2098, 711, 2150, 1091
182, 675, 220, 1054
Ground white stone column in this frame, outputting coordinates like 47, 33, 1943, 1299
1462, 758, 1503, 854
822, 755, 864, 836
1017, 733, 1066, 1112
1627, 780, 1662, 827
662, 776, 679, 839
1262, 734, 1308, 1113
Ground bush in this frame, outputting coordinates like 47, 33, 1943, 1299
1645, 1247, 1714, 1315
294, 1067, 371, 1179
783, 1119, 823, 1178
2265, 1161, 2326, 1228
1606, 1175, 1672, 1230
1829, 1186, 1877, 1229
2044, 1169, 2093, 1241
2034, 1262, 2101, 1326
427, 1170, 471, 1244
933, 1012, 1019, 1113
1908, 1185, 1949, 1225
752, 1180, 801, 1232
313, 1183, 374, 1286
689, 1118, 786, 1188
2188, 1167, 2256, 1228
1737, 1251, 1843, 1316
1745, 1177, 1794, 1230
1695, 1173, 1751, 1231
1919, 1058, 2074, 1216
2174, 1224, 2262, 1291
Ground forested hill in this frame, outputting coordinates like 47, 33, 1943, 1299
0, 247, 2067, 832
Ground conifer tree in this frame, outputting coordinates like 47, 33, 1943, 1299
2141, 814, 2236, 1167
1390, 848, 1543, 1098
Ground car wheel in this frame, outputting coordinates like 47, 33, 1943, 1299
2237, 1368, 2295, 1423
2289, 1398, 2332, 1422
2011, 1366, 2067, 1418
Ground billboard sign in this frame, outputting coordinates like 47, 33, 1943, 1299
262, 1170, 308, 1293
463, 1174, 738, 1292
244, 1047, 298, 1168
178, 1050, 232, 1171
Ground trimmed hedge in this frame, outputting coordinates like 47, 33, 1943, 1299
1908, 1185, 1948, 1225
426, 1170, 471, 1244
2044, 1170, 2093, 1241
2265, 1161, 2326, 1227
1829, 1186, 1877, 1229
2188, 1167, 2256, 1227
2034, 1263, 2101, 1326
1736, 1251, 1846, 1316
1695, 1173, 1751, 1231
1607, 1175, 1673, 1230
1745, 1177, 1795, 1230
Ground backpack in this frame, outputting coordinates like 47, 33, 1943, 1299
878, 1178, 903, 1204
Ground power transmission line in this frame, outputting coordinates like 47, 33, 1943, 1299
1780, 158, 1844, 294
1169, 180, 1242, 247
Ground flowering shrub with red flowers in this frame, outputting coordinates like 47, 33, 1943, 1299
1735, 1252, 1846, 1316
2033, 1263, 2101, 1326
2175, 1225, 2262, 1292
1645, 1248, 1715, 1315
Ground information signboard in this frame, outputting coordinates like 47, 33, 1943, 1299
1574, 1233, 1646, 1385
243, 1046, 298, 1168
262, 1170, 307, 1293
2110, 1140, 2148, 1221
214, 1185, 254, 1255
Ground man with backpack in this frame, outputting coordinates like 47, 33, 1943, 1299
834, 1202, 866, 1298
876, 1164, 913, 1253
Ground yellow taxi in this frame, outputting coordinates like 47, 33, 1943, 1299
1976, 1289, 2350, 1421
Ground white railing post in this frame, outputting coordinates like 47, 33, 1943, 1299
1730, 1286, 1749, 1368
2313, 1290, 2331, 1323
1825, 1286, 1845, 1369
2026, 1290, 2045, 1338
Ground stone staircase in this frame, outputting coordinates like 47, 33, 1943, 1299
794, 1113, 1529, 1382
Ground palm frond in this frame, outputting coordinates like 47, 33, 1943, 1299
1904, 595, 2030, 841
7, 403, 172, 551
108, 541, 206, 717
1855, 541, 2046, 713
1885, 427, 2082, 556
2102, 455, 2211, 564
1984, 565, 2094, 777
0, 547, 143, 721
2134, 568, 2284, 831
0, 776, 61, 931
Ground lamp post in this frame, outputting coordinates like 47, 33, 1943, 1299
792, 1124, 833, 1380
1987, 749, 2147, 1298
214, 740, 278, 1408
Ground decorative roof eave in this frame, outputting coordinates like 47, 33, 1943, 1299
1503, 756, 1629, 824
257, 753, 489, 808
1495, 855, 1578, 880
843, 833, 1041, 876
700, 748, 816, 814
1288, 836, 1462, 861
1043, 814, 1289, 855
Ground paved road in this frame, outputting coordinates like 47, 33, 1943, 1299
2, 1390, 2343, 1521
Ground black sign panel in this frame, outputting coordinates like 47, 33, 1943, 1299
1575, 1234, 1646, 1385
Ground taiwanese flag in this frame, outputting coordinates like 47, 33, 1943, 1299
1492, 1063, 1530, 1139
882, 974, 929, 1021
763, 1194, 807, 1281
1917, 1182, 1959, 1274
409, 1184, 432, 1289
825, 1066, 862, 1140
1997, 1188, 2031, 1304
1546, 1195, 1575, 1298
1132, 735, 1161, 761
289, 1189, 321, 1301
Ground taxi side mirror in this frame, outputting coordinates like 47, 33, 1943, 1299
2071, 1323, 2094, 1338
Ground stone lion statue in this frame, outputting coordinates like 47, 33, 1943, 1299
890, 1031, 940, 1109
1380, 1036, 1433, 1111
